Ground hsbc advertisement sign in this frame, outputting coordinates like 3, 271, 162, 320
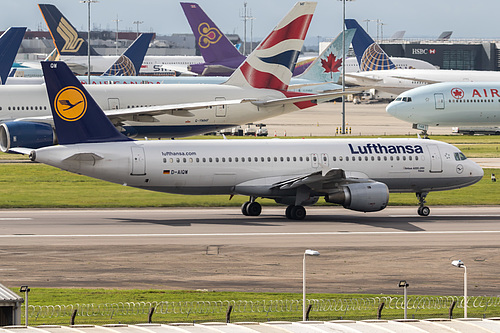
411, 48, 437, 55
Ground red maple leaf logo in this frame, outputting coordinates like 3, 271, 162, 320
321, 53, 342, 79
451, 88, 464, 99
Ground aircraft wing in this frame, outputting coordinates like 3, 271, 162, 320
344, 73, 383, 83
389, 75, 441, 84
253, 89, 363, 108
201, 65, 235, 76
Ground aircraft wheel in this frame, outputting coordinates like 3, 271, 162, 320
290, 205, 306, 220
418, 206, 430, 216
241, 201, 250, 216
246, 201, 262, 216
285, 205, 294, 219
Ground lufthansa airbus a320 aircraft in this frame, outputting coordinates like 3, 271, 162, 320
12, 61, 484, 220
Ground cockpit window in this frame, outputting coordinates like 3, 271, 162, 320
454, 152, 467, 161
395, 97, 402, 101
401, 97, 412, 102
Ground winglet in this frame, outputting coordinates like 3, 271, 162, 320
41, 61, 132, 145
38, 4, 99, 56
0, 27, 27, 84
224, 2, 317, 90
345, 19, 396, 71
102, 33, 154, 76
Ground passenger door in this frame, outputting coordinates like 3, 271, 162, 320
434, 93, 445, 110
428, 144, 443, 173
108, 98, 120, 110
215, 97, 227, 117
131, 146, 146, 175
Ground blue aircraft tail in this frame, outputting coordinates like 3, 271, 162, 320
0, 27, 27, 84
41, 61, 132, 145
180, 2, 244, 64
298, 29, 355, 83
344, 19, 395, 71
102, 33, 154, 76
39, 4, 99, 56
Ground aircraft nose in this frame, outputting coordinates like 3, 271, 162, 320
386, 101, 399, 117
467, 161, 484, 185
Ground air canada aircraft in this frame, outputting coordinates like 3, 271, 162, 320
1, 2, 351, 153
386, 82, 500, 134
12, 60, 484, 220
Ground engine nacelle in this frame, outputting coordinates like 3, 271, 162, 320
326, 182, 389, 212
274, 196, 319, 206
0, 121, 56, 153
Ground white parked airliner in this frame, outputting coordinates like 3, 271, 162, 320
13, 61, 484, 220
386, 82, 500, 134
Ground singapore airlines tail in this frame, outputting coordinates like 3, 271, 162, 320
41, 61, 132, 144
102, 33, 154, 76
344, 18, 396, 71
0, 27, 27, 84
224, 2, 316, 91
38, 4, 99, 56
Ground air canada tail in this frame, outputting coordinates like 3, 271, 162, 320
224, 1, 316, 91
39, 4, 99, 56
181, 2, 244, 63
0, 27, 27, 84
298, 28, 355, 83
102, 33, 154, 76
41, 61, 132, 145
344, 18, 395, 71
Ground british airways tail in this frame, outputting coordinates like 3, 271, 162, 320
298, 28, 355, 83
39, 4, 99, 56
344, 18, 396, 71
41, 61, 132, 145
224, 1, 316, 91
0, 27, 27, 84
181, 2, 244, 64
102, 33, 154, 76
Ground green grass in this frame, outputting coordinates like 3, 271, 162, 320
0, 163, 498, 208
12, 288, 500, 324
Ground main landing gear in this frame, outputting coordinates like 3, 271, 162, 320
241, 198, 307, 220
416, 192, 430, 216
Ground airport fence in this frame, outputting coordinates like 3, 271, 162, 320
24, 296, 500, 324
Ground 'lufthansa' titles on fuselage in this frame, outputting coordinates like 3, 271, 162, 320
348, 143, 424, 155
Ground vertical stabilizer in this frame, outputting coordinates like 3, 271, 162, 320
39, 4, 99, 56
181, 2, 244, 63
344, 18, 395, 71
0, 27, 27, 84
298, 29, 355, 83
41, 61, 132, 144
224, 1, 316, 90
102, 33, 154, 76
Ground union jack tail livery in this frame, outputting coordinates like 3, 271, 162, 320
224, 2, 316, 91
345, 19, 396, 71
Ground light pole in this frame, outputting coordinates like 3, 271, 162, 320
133, 20, 144, 38
19, 286, 30, 326
452, 260, 467, 318
112, 15, 122, 56
338, 0, 354, 135
303, 249, 320, 321
398, 280, 409, 319
80, 0, 98, 83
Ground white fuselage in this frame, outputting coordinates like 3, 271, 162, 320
386, 82, 500, 127
346, 69, 500, 96
32, 138, 483, 198
0, 84, 297, 137
344, 57, 437, 73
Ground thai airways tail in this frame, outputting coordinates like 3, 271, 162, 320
0, 27, 27, 84
180, 2, 244, 64
297, 28, 355, 83
102, 33, 154, 76
224, 1, 316, 91
39, 4, 99, 56
344, 18, 396, 71
41, 61, 132, 145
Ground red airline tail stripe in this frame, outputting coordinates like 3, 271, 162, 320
239, 62, 288, 91
258, 14, 313, 50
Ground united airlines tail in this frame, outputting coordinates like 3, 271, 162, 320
181, 2, 244, 64
298, 29, 355, 83
344, 19, 396, 71
41, 61, 132, 144
39, 4, 99, 56
224, 2, 316, 90
0, 27, 27, 84
102, 33, 154, 76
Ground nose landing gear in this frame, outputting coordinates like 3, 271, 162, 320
416, 192, 430, 216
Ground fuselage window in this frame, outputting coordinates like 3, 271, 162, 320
242, 157, 245, 162
8, 106, 10, 110
235, 157, 239, 162
274, 157, 277, 162
377, 156, 381, 161
396, 156, 400, 161
183, 158, 186, 163
169, 158, 173, 163
287, 157, 291, 162
339, 156, 343, 161
267, 157, 271, 162
293, 157, 297, 162
409, 156, 412, 161
222, 157, 226, 162
358, 156, 362, 161
196, 158, 200, 163
300, 156, 303, 162
189, 158, 193, 163
384, 156, 387, 161
163, 158, 167, 163
332, 156, 336, 161
402, 156, 406, 161
228, 157, 232, 162
415, 156, 419, 161
371, 156, 375, 161
209, 157, 213, 162
255, 157, 258, 162
390, 156, 394, 161
176, 158, 180, 163
346, 156, 349, 161
306, 156, 310, 162
280, 157, 284, 162
203, 157, 206, 163
261, 157, 265, 162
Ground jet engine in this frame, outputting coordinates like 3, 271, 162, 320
326, 182, 389, 212
0, 121, 56, 153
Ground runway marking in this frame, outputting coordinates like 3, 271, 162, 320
0, 218, 32, 221
1, 230, 500, 238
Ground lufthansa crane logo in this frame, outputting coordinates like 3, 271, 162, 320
197, 22, 222, 49
54, 86, 87, 121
